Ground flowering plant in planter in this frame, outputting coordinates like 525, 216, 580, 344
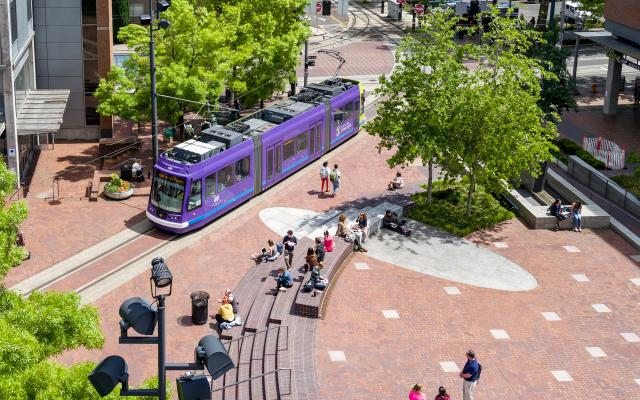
104, 174, 132, 193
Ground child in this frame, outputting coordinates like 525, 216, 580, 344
323, 230, 334, 252
409, 384, 426, 400
434, 386, 449, 400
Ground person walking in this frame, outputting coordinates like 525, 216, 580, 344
282, 230, 298, 270
409, 383, 426, 400
320, 161, 330, 193
329, 164, 341, 197
459, 350, 480, 400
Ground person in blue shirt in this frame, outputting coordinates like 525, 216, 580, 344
275, 266, 293, 292
459, 350, 479, 400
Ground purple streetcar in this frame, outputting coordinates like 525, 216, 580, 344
146, 78, 366, 233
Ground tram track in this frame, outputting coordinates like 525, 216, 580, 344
13, 97, 385, 304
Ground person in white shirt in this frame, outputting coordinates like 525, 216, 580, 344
319, 161, 330, 193
329, 164, 341, 197
132, 159, 143, 178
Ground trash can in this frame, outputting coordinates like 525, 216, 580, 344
190, 291, 209, 325
164, 127, 175, 143
120, 165, 132, 182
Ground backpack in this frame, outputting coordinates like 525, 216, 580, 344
477, 363, 482, 380
329, 170, 337, 183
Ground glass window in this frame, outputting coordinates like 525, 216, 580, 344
84, 60, 99, 94
82, 0, 97, 24
151, 171, 186, 213
217, 164, 234, 192
83, 26, 98, 59
283, 138, 295, 160
129, 2, 144, 17
114, 54, 131, 67
187, 179, 202, 211
266, 148, 274, 179
334, 102, 355, 135
10, 1, 17, 43
296, 133, 307, 154
205, 174, 216, 197
235, 156, 250, 182
27, 0, 32, 21
85, 95, 100, 126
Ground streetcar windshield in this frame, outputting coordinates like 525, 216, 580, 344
150, 171, 186, 213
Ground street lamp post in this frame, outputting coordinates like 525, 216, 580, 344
141, 1, 172, 167
88, 258, 234, 400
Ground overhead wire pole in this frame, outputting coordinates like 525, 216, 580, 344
304, 39, 309, 86
149, 0, 159, 166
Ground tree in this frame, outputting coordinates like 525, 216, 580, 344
0, 156, 27, 279
96, 0, 237, 127
577, 0, 605, 28
0, 160, 164, 399
527, 24, 577, 114
368, 9, 558, 217
367, 11, 471, 203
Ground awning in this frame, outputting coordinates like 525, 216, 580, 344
16, 89, 70, 135
575, 31, 640, 61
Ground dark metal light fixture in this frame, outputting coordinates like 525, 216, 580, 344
150, 257, 173, 298
157, 0, 171, 12
89, 355, 129, 396
139, 14, 152, 26
158, 19, 171, 29
119, 297, 158, 336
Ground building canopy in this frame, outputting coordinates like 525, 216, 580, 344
16, 89, 70, 135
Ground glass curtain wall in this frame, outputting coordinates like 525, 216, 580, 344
82, 1, 100, 126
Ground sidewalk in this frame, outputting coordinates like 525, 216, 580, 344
558, 108, 640, 154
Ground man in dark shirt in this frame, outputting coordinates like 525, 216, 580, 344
459, 349, 479, 400
282, 230, 297, 269
314, 237, 325, 265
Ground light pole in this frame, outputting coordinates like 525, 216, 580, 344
88, 258, 234, 399
304, 39, 309, 87
140, 1, 171, 167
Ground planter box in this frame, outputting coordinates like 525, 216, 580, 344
104, 187, 134, 200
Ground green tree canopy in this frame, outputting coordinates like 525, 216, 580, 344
96, 0, 309, 124
368, 9, 558, 217
0, 156, 27, 279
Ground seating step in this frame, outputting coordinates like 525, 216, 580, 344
244, 238, 313, 333
263, 323, 280, 400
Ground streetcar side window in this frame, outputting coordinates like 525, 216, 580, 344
187, 179, 202, 212
235, 156, 251, 182
296, 132, 307, 154
283, 138, 296, 160
217, 164, 234, 192
205, 173, 216, 197
334, 102, 355, 132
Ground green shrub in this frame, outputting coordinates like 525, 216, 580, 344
552, 138, 606, 169
627, 151, 640, 164
409, 179, 514, 237
611, 169, 640, 198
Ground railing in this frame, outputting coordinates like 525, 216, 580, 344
554, 156, 640, 220
210, 367, 292, 396
221, 325, 289, 353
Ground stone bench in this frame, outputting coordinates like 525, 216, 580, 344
292, 239, 353, 319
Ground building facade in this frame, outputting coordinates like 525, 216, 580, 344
585, 0, 640, 115
33, 0, 113, 139
0, 0, 45, 180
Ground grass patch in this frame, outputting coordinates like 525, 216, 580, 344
611, 169, 640, 198
409, 179, 514, 237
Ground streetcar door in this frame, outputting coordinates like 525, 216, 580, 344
314, 123, 323, 157
266, 142, 282, 186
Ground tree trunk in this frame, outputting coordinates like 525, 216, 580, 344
426, 159, 433, 204
466, 172, 476, 217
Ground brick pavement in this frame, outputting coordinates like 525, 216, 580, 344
298, 41, 395, 78
54, 130, 427, 389
316, 220, 640, 399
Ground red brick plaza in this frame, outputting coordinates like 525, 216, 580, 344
9, 44, 640, 400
